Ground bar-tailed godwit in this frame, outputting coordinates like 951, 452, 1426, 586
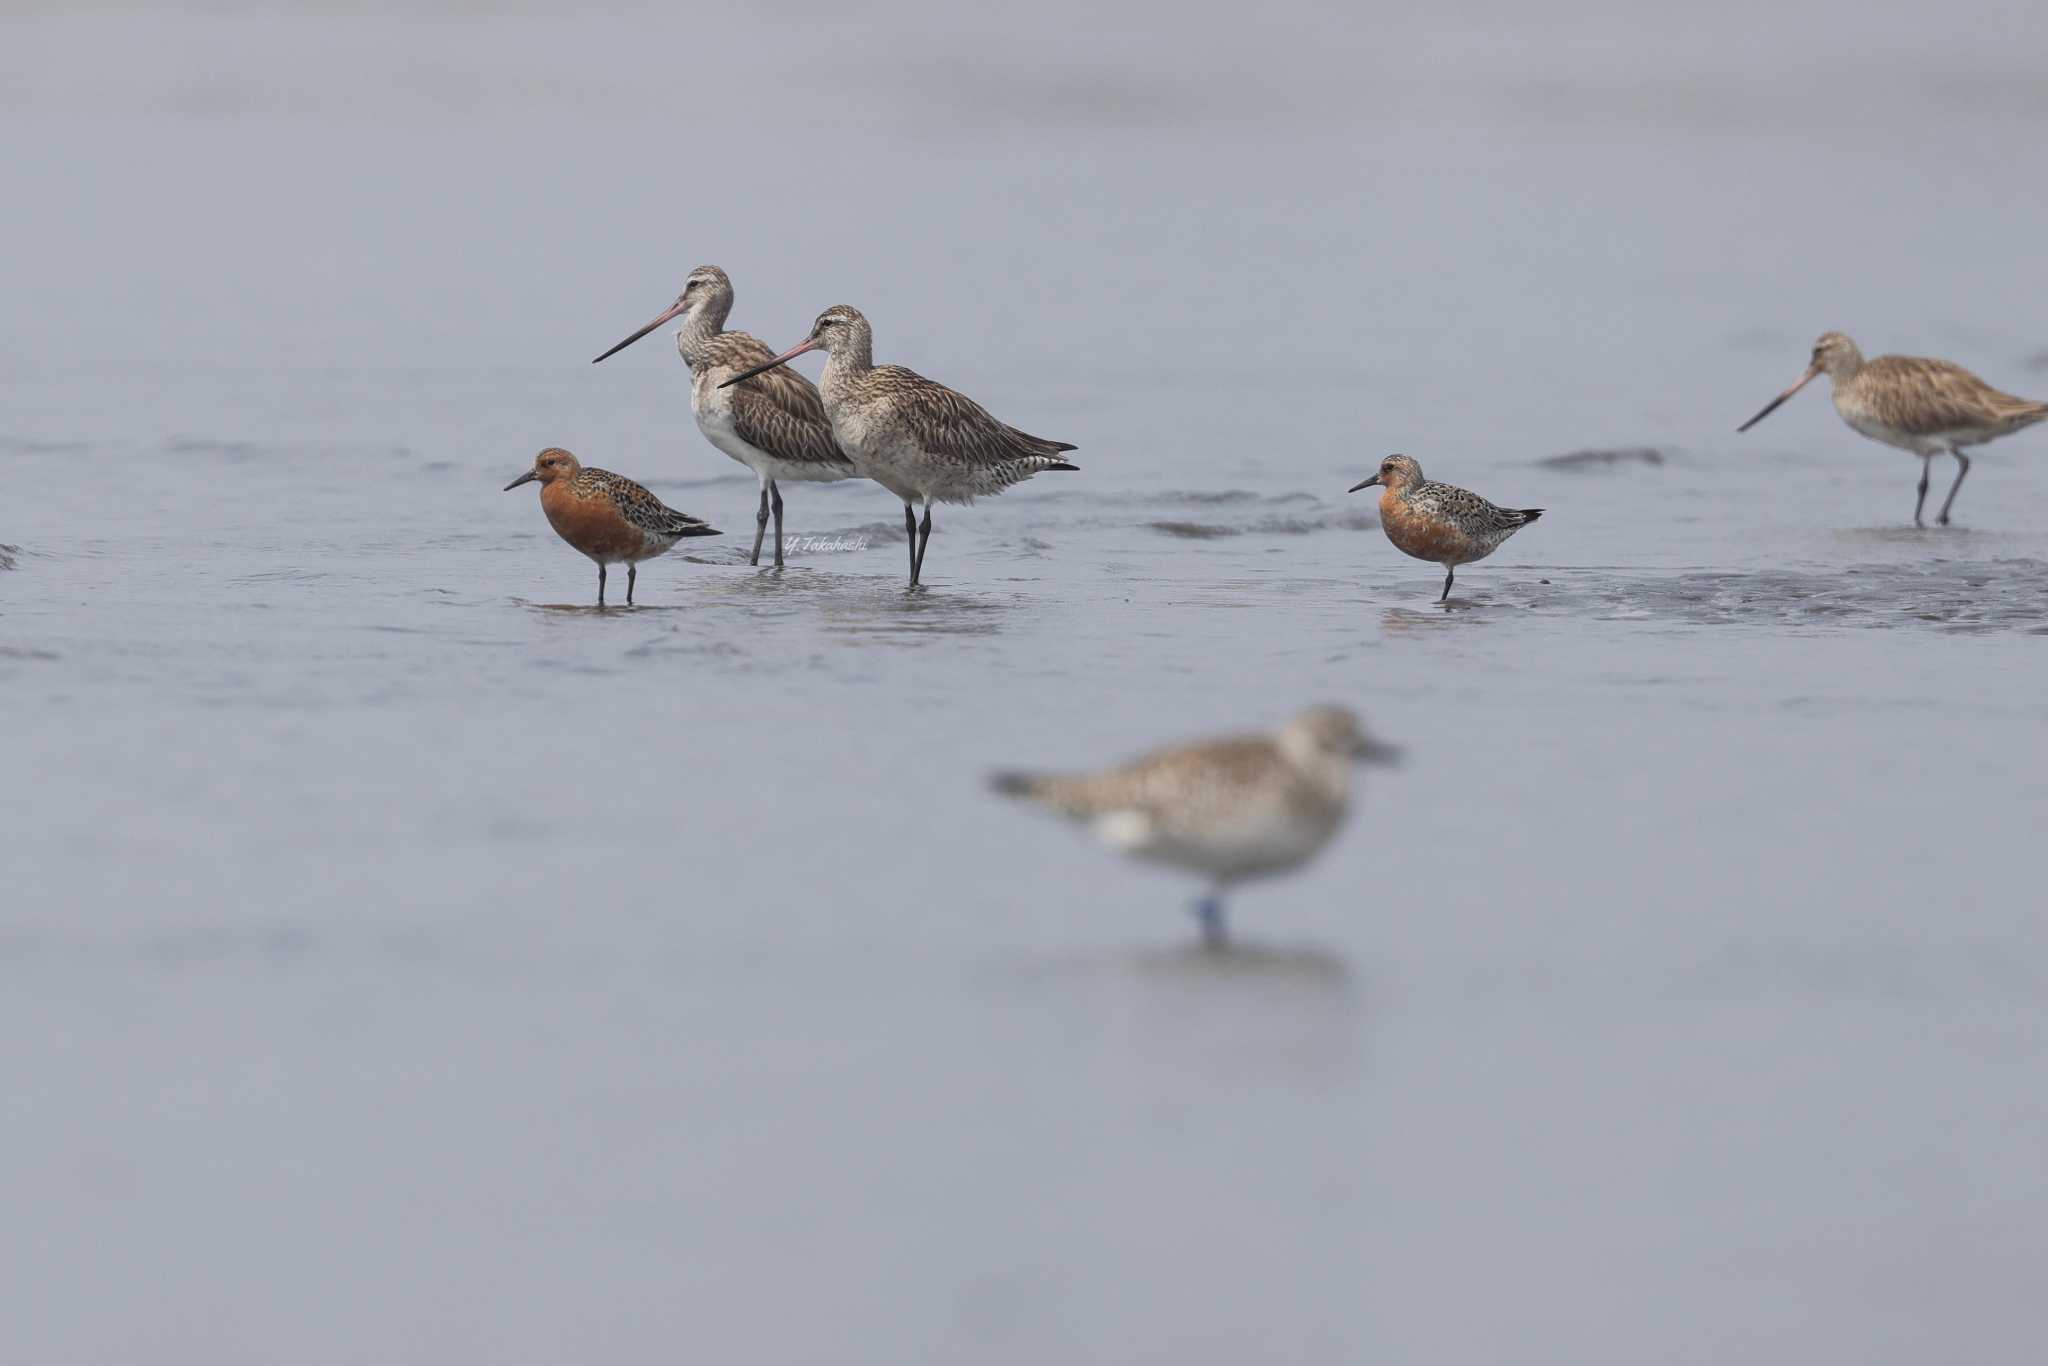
720, 306, 1077, 587
1349, 454, 1543, 602
1737, 331, 2048, 526
504, 447, 720, 606
592, 266, 854, 567
991, 706, 1398, 949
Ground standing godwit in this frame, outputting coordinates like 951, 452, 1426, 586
720, 306, 1077, 587
1737, 332, 2048, 527
991, 706, 1399, 949
592, 266, 854, 567
504, 447, 720, 606
1349, 454, 1543, 602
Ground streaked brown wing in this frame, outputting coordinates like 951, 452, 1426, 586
729, 384, 851, 471
1862, 356, 2035, 436
878, 366, 1075, 466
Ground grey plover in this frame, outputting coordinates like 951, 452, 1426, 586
1738, 331, 2048, 527
990, 705, 1398, 948
1349, 454, 1543, 602
720, 305, 1077, 587
593, 265, 855, 567
504, 448, 720, 606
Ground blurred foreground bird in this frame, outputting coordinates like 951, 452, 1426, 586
990, 705, 1398, 948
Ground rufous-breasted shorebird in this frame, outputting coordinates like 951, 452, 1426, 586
503, 447, 720, 606
1350, 454, 1543, 602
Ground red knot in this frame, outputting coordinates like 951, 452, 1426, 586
503, 447, 720, 606
1350, 454, 1543, 602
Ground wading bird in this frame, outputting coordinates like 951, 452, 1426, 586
593, 266, 854, 567
721, 305, 1076, 587
1737, 332, 2048, 527
504, 447, 719, 606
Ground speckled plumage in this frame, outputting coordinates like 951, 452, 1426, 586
1739, 331, 2048, 526
991, 706, 1397, 946
594, 266, 852, 566
1350, 454, 1542, 601
721, 304, 1078, 586
503, 447, 719, 605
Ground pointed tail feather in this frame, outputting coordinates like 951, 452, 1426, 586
990, 771, 1042, 798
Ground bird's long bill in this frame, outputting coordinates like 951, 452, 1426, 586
503, 469, 538, 491
1357, 738, 1403, 767
1348, 475, 1382, 492
717, 337, 820, 389
592, 299, 688, 364
1737, 365, 1819, 433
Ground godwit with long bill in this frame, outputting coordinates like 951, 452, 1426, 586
1349, 454, 1543, 602
1737, 331, 2048, 527
720, 305, 1077, 587
593, 265, 854, 567
504, 447, 720, 606
991, 706, 1399, 949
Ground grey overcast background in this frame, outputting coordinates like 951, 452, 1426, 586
5, 2, 2048, 1362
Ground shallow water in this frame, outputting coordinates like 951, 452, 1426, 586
6, 3, 2048, 1363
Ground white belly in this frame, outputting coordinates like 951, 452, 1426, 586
827, 403, 927, 502
1094, 798, 1342, 884
1837, 403, 1951, 456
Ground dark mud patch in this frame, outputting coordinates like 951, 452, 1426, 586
1562, 559, 2048, 634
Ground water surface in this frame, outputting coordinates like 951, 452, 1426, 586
5, 3, 2048, 1362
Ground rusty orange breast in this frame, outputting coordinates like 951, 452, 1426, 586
540, 483, 646, 562
1378, 494, 1473, 565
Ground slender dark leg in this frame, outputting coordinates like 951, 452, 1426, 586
1913, 457, 1931, 527
904, 504, 918, 584
913, 504, 934, 585
1937, 450, 1970, 526
1439, 564, 1455, 602
769, 480, 785, 568
627, 563, 637, 605
597, 563, 607, 607
750, 481, 770, 565
1192, 891, 1228, 950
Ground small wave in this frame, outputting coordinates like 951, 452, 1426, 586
1147, 510, 1380, 539
1535, 446, 1667, 470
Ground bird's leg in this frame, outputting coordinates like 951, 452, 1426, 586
1192, 890, 1228, 951
1914, 457, 1931, 528
1439, 564, 1455, 603
914, 503, 934, 584
627, 563, 637, 606
750, 480, 770, 566
1937, 449, 1970, 527
769, 480, 786, 568
597, 563, 607, 608
904, 504, 918, 585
